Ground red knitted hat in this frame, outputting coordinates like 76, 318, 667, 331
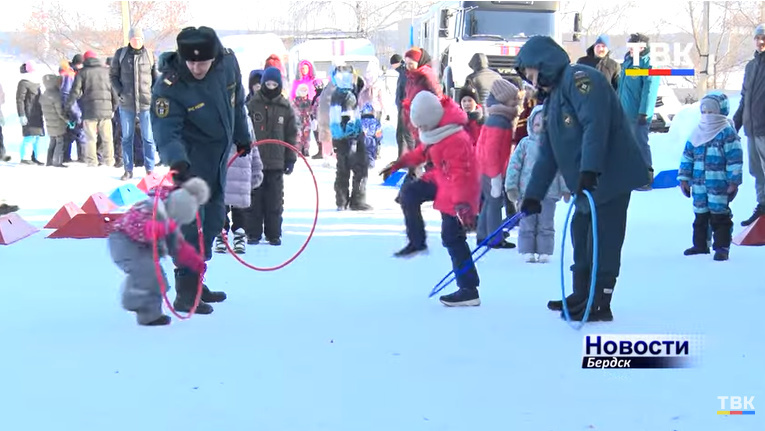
405, 47, 422, 63
83, 50, 97, 60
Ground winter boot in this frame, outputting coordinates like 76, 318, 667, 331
393, 242, 428, 258
488, 239, 516, 249
268, 237, 282, 246
537, 254, 551, 263
350, 176, 373, 211
247, 235, 261, 245
548, 270, 589, 311
233, 229, 246, 254
201, 283, 227, 303
740, 204, 765, 227
523, 253, 537, 263
121, 171, 133, 181
711, 212, 733, 261
561, 281, 614, 322
440, 287, 480, 307
142, 315, 171, 326
684, 212, 711, 255
213, 235, 227, 254
0, 203, 19, 216
173, 270, 214, 314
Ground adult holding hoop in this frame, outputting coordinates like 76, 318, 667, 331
151, 26, 251, 315
515, 36, 650, 322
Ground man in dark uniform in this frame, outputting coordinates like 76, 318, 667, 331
515, 36, 649, 322
151, 26, 251, 315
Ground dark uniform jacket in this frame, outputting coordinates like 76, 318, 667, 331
151, 43, 251, 192
246, 91, 297, 171
733, 50, 765, 137
16, 79, 44, 136
517, 36, 649, 205
110, 46, 157, 112
576, 45, 620, 91
66, 57, 117, 120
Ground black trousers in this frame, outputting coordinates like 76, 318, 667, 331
333, 137, 369, 208
245, 169, 284, 241
0, 125, 6, 159
395, 109, 415, 159
223, 205, 247, 233
46, 135, 66, 166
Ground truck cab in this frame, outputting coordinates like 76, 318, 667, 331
414, 1, 564, 99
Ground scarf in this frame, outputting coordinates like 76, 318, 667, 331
689, 114, 734, 147
419, 123, 462, 145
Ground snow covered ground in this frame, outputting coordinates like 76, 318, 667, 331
1, 91, 763, 430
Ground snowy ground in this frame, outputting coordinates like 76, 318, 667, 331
1, 100, 763, 430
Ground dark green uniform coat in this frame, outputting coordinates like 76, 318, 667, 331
150, 43, 251, 264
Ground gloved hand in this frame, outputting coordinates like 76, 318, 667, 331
284, 160, 295, 175
170, 161, 191, 185
727, 183, 738, 202
67, 121, 76, 129
680, 180, 691, 198
490, 175, 503, 198
19, 116, 28, 126
176, 240, 206, 275
144, 219, 177, 239
380, 160, 399, 181
506, 188, 520, 202
455, 203, 477, 231
637, 114, 648, 126
577, 171, 598, 196
563, 192, 572, 203
236, 142, 251, 157
520, 198, 542, 216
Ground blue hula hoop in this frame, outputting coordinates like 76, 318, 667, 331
560, 190, 598, 329
429, 212, 525, 298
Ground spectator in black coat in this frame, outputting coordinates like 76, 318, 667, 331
576, 34, 620, 91
391, 54, 414, 158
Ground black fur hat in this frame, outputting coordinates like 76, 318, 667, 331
177, 26, 219, 61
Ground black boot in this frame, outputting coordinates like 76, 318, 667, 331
350, 176, 373, 211
740, 204, 765, 227
0, 203, 19, 216
548, 270, 589, 311
711, 212, 733, 261
393, 242, 428, 258
173, 269, 214, 314
684, 212, 711, 255
560, 278, 615, 322
201, 283, 227, 303
312, 140, 324, 159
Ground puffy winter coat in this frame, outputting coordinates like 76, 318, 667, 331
66, 57, 117, 120
224, 145, 264, 208
110, 46, 157, 112
514, 97, 537, 147
403, 60, 441, 142
475, 93, 522, 178
391, 97, 480, 217
516, 36, 650, 205
290, 60, 316, 101
39, 75, 69, 137
576, 45, 621, 91
59, 68, 81, 121
733, 51, 765, 137
464, 53, 502, 106
617, 50, 660, 121
16, 78, 44, 136
465, 109, 484, 146
358, 71, 385, 117
505, 106, 569, 201
246, 91, 298, 170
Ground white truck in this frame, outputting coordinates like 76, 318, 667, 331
218, 33, 289, 89
287, 37, 379, 83
412, 1, 577, 99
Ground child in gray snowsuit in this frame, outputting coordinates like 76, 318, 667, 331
108, 178, 210, 326
505, 105, 570, 263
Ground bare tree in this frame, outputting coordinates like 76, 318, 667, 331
14, 0, 189, 68
289, 1, 434, 38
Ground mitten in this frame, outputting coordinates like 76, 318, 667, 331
520, 198, 542, 216
19, 115, 28, 126
506, 188, 520, 202
577, 171, 598, 196
236, 142, 251, 157
175, 240, 206, 274
637, 114, 648, 126
455, 203, 477, 231
144, 219, 177, 240
67, 121, 76, 129
679, 181, 691, 198
284, 160, 295, 175
490, 175, 503, 198
170, 161, 191, 185
727, 183, 738, 202
380, 160, 400, 181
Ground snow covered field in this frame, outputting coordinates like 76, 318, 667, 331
1, 86, 763, 430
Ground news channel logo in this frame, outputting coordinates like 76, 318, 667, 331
581, 334, 703, 369
717, 396, 755, 416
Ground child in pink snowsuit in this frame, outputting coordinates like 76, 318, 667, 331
293, 83, 313, 157
108, 178, 210, 326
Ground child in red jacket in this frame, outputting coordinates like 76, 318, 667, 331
474, 78, 523, 248
459, 85, 484, 146
381, 91, 482, 307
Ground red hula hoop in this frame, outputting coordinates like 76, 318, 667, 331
222, 139, 320, 271
152, 169, 205, 320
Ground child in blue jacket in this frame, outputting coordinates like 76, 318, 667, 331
360, 102, 381, 167
677, 92, 743, 261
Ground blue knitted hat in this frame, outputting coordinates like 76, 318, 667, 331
700, 92, 729, 116
594, 34, 610, 47
261, 67, 282, 86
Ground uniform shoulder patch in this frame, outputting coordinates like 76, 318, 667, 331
573, 70, 591, 95
154, 97, 170, 118
160, 72, 177, 87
